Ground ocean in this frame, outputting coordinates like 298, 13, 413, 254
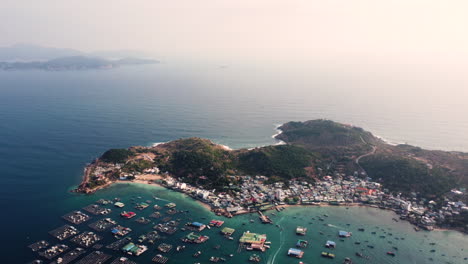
0, 64, 467, 263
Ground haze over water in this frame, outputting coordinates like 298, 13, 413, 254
0, 64, 467, 263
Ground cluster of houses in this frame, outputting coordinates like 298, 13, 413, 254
161, 173, 467, 232
86, 161, 467, 232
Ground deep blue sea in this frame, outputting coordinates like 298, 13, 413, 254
0, 64, 467, 263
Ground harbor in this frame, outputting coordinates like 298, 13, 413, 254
25, 183, 468, 264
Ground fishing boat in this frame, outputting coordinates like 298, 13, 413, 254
209, 256, 220, 262
321, 252, 335, 259
296, 226, 307, 236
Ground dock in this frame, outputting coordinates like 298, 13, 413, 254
258, 211, 273, 224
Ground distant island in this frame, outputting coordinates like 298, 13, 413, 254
0, 56, 158, 71
0, 43, 158, 71
75, 119, 468, 232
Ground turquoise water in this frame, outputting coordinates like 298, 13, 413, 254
54, 183, 467, 264
0, 64, 467, 263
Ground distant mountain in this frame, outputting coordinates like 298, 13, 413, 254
0, 55, 159, 71
89, 49, 153, 60
0, 43, 83, 61
116, 57, 159, 65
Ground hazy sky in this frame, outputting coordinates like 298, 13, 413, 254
2, 0, 468, 65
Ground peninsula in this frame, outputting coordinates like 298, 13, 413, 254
75, 119, 468, 233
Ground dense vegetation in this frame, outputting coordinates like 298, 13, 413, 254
101, 149, 133, 163
277, 119, 378, 150
360, 154, 457, 199
237, 145, 315, 180
155, 138, 234, 189
96, 120, 467, 200
122, 159, 153, 173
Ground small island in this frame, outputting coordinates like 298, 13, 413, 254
75, 119, 468, 233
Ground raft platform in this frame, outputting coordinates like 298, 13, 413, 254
88, 218, 117, 232
28, 240, 49, 252
38, 244, 69, 260
75, 251, 111, 264
50, 247, 86, 264
70, 232, 102, 248
62, 211, 91, 225
152, 254, 169, 263
157, 243, 173, 253
49, 225, 79, 241
83, 204, 111, 215
105, 237, 132, 251
110, 257, 137, 264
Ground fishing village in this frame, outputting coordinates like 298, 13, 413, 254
28, 180, 466, 264
28, 190, 372, 264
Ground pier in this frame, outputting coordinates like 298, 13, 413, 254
257, 211, 273, 224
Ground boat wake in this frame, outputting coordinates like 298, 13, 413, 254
268, 217, 285, 264
153, 195, 171, 203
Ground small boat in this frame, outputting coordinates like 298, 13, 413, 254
193, 251, 202, 257
249, 254, 261, 262
209, 256, 220, 262
321, 252, 335, 259
387, 252, 396, 256
343, 257, 353, 264
355, 252, 363, 257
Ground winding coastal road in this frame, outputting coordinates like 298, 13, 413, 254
356, 136, 377, 176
